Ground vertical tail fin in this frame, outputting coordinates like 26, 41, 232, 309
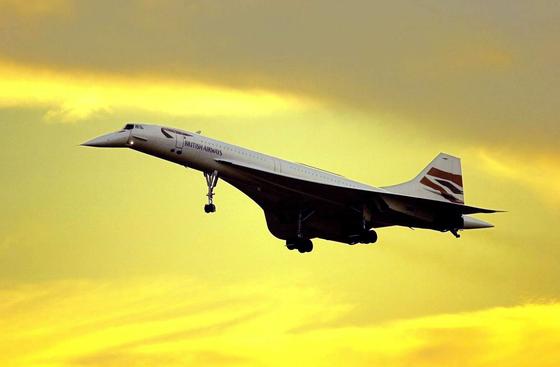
384, 153, 465, 204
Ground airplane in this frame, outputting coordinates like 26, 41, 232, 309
82, 123, 499, 253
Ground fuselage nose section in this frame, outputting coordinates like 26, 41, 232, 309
82, 131, 130, 148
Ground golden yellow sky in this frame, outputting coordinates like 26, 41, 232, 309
1, 1, 559, 366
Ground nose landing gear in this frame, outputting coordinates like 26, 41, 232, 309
203, 170, 218, 213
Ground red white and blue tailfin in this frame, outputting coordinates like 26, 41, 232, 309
384, 153, 465, 204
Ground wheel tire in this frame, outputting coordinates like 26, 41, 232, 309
286, 240, 298, 250
289, 238, 313, 253
302, 239, 313, 253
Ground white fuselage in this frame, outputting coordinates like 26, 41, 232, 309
129, 124, 381, 194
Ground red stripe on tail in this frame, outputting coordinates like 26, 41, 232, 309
427, 167, 463, 187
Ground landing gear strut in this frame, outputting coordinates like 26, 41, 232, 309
352, 205, 377, 244
286, 208, 315, 253
203, 170, 218, 213
451, 229, 461, 238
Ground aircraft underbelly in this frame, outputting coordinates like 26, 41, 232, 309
221, 162, 470, 244
263, 208, 363, 242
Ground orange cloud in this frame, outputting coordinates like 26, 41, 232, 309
1, 277, 558, 367
476, 149, 560, 204
0, 59, 313, 122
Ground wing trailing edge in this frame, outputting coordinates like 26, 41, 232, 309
215, 157, 502, 215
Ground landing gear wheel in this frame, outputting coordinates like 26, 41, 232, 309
286, 240, 298, 250
297, 239, 313, 253
286, 238, 313, 253
204, 204, 216, 213
357, 230, 377, 244
366, 230, 377, 244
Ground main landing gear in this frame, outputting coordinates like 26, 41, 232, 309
286, 209, 315, 253
286, 238, 313, 253
203, 170, 218, 213
348, 208, 378, 245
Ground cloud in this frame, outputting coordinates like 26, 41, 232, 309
1, 277, 559, 367
0, 59, 313, 123
0, 1, 558, 148
0, 0, 72, 18
476, 148, 560, 205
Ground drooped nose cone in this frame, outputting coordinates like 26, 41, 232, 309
81, 131, 129, 148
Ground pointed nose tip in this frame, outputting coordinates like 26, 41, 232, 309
81, 137, 105, 147
81, 132, 129, 148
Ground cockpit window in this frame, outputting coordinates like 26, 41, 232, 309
124, 124, 134, 130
